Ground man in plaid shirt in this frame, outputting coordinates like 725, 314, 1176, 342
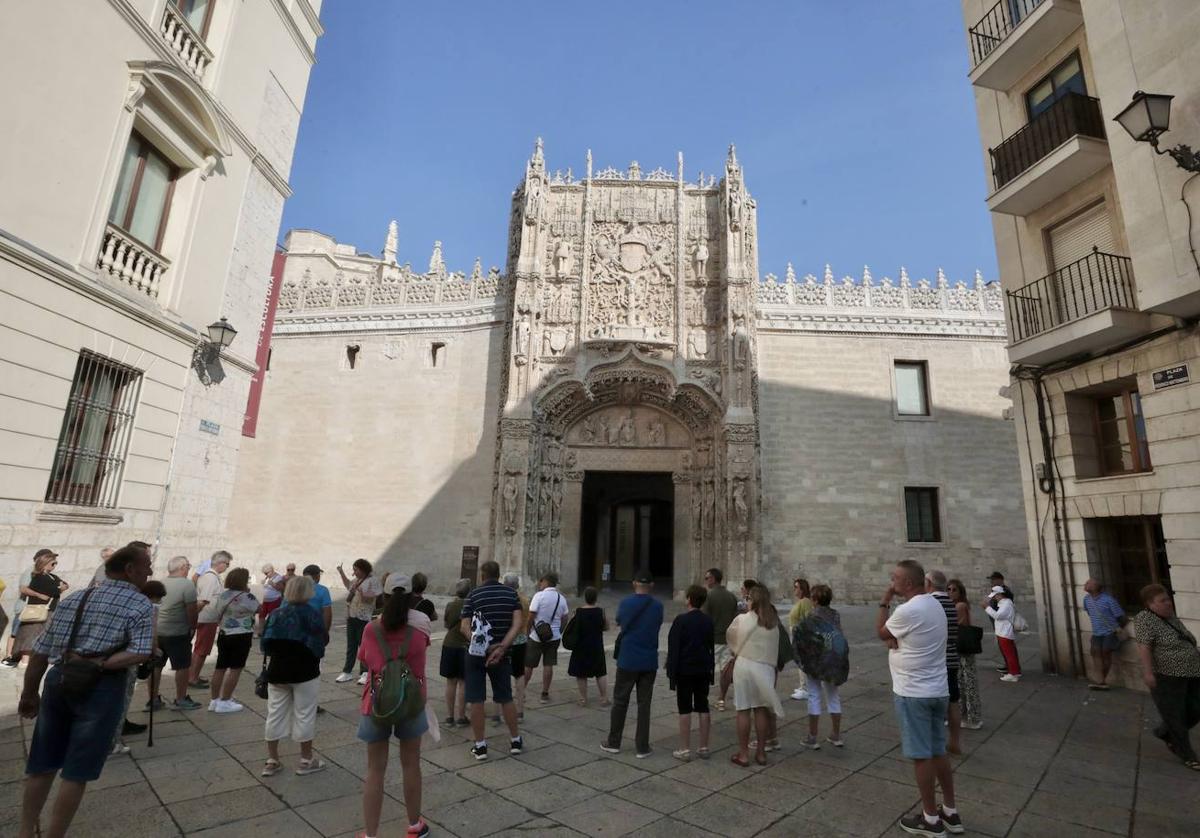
18, 543, 153, 838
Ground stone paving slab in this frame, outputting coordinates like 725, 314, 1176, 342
0, 602, 1192, 836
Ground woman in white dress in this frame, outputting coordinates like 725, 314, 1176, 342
727, 585, 785, 766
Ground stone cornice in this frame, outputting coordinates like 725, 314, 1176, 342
755, 307, 1008, 340
272, 304, 505, 336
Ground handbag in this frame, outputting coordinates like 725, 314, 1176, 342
254, 658, 270, 699
720, 620, 761, 694
958, 624, 984, 656
561, 610, 581, 650
19, 601, 50, 624
533, 593, 563, 643
613, 598, 654, 661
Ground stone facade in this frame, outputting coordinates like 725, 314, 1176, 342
230, 143, 1029, 601
0, 0, 321, 607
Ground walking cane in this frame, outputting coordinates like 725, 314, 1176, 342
147, 665, 157, 748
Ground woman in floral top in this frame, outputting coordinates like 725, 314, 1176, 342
336, 559, 383, 685
209, 567, 260, 713
1135, 584, 1200, 770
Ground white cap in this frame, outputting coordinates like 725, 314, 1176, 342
387, 572, 411, 591
989, 585, 1007, 596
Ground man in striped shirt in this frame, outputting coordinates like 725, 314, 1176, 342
460, 560, 524, 760
926, 570, 962, 756
18, 543, 154, 838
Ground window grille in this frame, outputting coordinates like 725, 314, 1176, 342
44, 351, 143, 508
904, 487, 942, 543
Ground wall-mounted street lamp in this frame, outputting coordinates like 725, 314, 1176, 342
192, 316, 238, 386
1113, 91, 1200, 172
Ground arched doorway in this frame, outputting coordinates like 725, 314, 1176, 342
579, 471, 675, 590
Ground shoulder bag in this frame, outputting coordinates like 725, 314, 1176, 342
534, 593, 564, 643
613, 597, 654, 661
59, 587, 117, 698
958, 623, 984, 656
719, 618, 760, 696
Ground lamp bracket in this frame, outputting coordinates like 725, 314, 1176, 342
1163, 143, 1200, 174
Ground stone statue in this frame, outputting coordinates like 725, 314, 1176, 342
540, 477, 553, 522
647, 418, 665, 446
694, 240, 709, 279
580, 415, 597, 444
524, 174, 542, 226
515, 314, 530, 360
733, 479, 750, 534
601, 413, 617, 445
502, 476, 519, 532
552, 480, 562, 520
703, 479, 715, 535
691, 487, 702, 534
732, 315, 750, 368
618, 411, 637, 446
554, 240, 572, 278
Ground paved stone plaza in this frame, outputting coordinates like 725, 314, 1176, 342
0, 602, 1191, 838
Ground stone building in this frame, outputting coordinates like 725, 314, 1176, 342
231, 144, 1029, 601
960, 0, 1200, 685
0, 0, 322, 601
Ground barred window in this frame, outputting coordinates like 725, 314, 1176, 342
904, 487, 942, 543
45, 352, 143, 508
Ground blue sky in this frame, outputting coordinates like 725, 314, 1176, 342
281, 1, 998, 283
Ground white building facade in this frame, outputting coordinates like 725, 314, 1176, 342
961, 0, 1200, 686
0, 0, 322, 600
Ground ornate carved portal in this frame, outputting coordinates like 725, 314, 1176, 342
490, 142, 761, 594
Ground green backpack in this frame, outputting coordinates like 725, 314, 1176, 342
369, 623, 425, 725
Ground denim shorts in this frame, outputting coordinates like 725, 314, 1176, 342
26, 666, 128, 782
1090, 633, 1121, 653
464, 652, 514, 705
893, 694, 949, 759
158, 634, 192, 671
356, 710, 429, 743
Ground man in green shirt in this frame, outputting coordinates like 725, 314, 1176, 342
156, 556, 201, 710
701, 568, 738, 711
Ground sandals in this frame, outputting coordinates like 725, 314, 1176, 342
730, 753, 750, 767
672, 749, 691, 761
715, 699, 726, 711
261, 759, 282, 777
696, 747, 711, 760
295, 757, 326, 776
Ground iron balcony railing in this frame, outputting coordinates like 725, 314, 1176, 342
968, 0, 1047, 67
1005, 249, 1135, 343
989, 92, 1106, 190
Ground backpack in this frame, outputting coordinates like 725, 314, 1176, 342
368, 623, 425, 725
468, 609, 494, 657
792, 611, 850, 686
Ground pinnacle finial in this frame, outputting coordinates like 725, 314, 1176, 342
677, 151, 684, 182
863, 265, 873, 284
900, 266, 910, 285
936, 267, 947, 286
471, 257, 482, 281
785, 262, 796, 282
823, 264, 834, 283
974, 268, 984, 285
429, 240, 444, 275
727, 143, 738, 168
534, 137, 544, 160
585, 149, 592, 180
383, 220, 398, 264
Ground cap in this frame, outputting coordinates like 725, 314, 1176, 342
33, 548, 59, 560
989, 585, 1007, 596
633, 571, 654, 584
387, 572, 412, 591
302, 564, 323, 576
988, 571, 1005, 580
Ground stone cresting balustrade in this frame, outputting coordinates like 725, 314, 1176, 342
95, 222, 170, 299
756, 263, 1007, 339
278, 259, 502, 313
160, 1, 214, 82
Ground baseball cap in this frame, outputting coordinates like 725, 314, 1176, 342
989, 585, 1007, 596
302, 564, 323, 576
33, 548, 59, 560
387, 572, 412, 591
633, 571, 654, 584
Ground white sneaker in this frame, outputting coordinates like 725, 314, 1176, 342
334, 672, 354, 683
790, 688, 808, 701
208, 699, 220, 711
357, 672, 369, 686
214, 699, 244, 714
1000, 673, 1021, 683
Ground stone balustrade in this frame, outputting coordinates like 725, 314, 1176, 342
160, 2, 213, 82
96, 223, 169, 299
757, 264, 1003, 316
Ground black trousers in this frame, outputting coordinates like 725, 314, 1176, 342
606, 668, 656, 754
1151, 673, 1200, 762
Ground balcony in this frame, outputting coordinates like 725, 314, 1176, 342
968, 0, 1083, 91
160, 2, 213, 83
1005, 250, 1149, 364
96, 223, 170, 300
986, 93, 1110, 215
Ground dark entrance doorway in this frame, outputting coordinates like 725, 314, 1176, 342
579, 471, 674, 591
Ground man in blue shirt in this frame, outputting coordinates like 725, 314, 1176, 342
303, 565, 333, 633
602, 572, 664, 758
1083, 578, 1127, 690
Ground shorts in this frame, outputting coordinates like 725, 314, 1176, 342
26, 666, 128, 782
510, 642, 526, 673
674, 673, 711, 715
1091, 633, 1121, 653
356, 710, 429, 743
439, 645, 466, 680
192, 622, 218, 657
525, 638, 560, 668
893, 694, 949, 760
159, 633, 192, 671
947, 667, 960, 703
714, 643, 733, 673
260, 598, 282, 619
215, 633, 253, 670
464, 652, 514, 705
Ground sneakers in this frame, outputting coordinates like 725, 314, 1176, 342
171, 695, 201, 711
295, 757, 326, 775
899, 813, 946, 836
801, 735, 821, 751
443, 716, 456, 727
962, 721, 983, 730
540, 691, 550, 703
938, 806, 965, 834
790, 688, 809, 701
122, 719, 147, 735
190, 677, 210, 688
509, 736, 524, 755
214, 699, 244, 714
635, 748, 653, 759
357, 672, 369, 686
1000, 673, 1021, 683
672, 749, 691, 761
826, 736, 844, 748
334, 672, 355, 683
144, 697, 164, 711
0, 657, 18, 668
993, 666, 1008, 673
110, 741, 131, 756
470, 743, 489, 761
406, 819, 430, 837
599, 741, 620, 754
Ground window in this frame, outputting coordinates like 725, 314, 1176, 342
1085, 517, 1170, 612
1094, 388, 1151, 475
431, 342, 445, 368
1046, 201, 1115, 271
345, 344, 360, 370
904, 487, 941, 543
1026, 53, 1086, 119
108, 133, 178, 251
173, 0, 215, 38
894, 361, 930, 417
45, 352, 143, 508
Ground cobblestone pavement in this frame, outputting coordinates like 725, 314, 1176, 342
0, 601, 1192, 837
